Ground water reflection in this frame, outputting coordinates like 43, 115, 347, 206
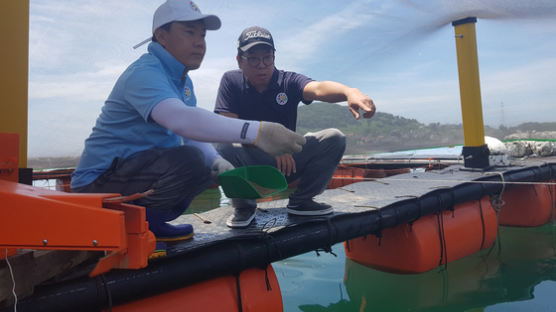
292, 225, 556, 312
187, 188, 556, 311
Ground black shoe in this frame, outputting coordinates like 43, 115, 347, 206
286, 199, 333, 216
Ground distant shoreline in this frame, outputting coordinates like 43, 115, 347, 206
28, 133, 556, 170
28, 156, 80, 170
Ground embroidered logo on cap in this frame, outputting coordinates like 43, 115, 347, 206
184, 86, 192, 101
189, 1, 200, 12
276, 92, 288, 105
244, 30, 271, 41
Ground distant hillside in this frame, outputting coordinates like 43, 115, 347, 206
28, 103, 555, 168
297, 102, 556, 154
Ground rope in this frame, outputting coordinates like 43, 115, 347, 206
4, 249, 17, 312
407, 198, 424, 227
489, 172, 506, 215
330, 176, 556, 186
478, 199, 486, 250
260, 226, 277, 292
100, 275, 113, 312
263, 266, 272, 292
435, 195, 448, 270
488, 172, 506, 257
314, 219, 338, 257
548, 165, 556, 224
235, 273, 244, 312
376, 211, 383, 246
325, 218, 337, 256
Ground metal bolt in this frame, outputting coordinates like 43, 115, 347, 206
43, 239, 48, 246
92, 240, 98, 246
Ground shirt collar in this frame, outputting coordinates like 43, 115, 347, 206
243, 68, 280, 92
148, 42, 188, 81
267, 68, 280, 91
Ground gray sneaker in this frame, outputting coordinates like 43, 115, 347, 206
286, 199, 333, 216
226, 199, 257, 228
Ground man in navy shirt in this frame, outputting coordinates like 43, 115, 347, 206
215, 26, 376, 228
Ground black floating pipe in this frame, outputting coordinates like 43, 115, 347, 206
7, 163, 556, 312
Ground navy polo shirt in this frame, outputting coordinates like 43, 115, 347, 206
214, 68, 313, 131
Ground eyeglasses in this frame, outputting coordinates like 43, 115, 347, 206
241, 55, 275, 67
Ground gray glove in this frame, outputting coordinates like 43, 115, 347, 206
254, 121, 306, 156
211, 157, 235, 181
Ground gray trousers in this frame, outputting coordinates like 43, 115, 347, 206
216, 128, 346, 205
72, 146, 213, 223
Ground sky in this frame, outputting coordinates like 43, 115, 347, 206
28, 0, 556, 157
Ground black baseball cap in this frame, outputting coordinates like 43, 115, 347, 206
237, 26, 275, 52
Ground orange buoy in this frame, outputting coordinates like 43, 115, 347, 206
498, 184, 554, 227
328, 165, 410, 189
110, 265, 282, 312
345, 196, 498, 274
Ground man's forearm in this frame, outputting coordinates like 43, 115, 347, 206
305, 81, 355, 103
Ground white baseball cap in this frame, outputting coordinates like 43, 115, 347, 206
134, 0, 221, 49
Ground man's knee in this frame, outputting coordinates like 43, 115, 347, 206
215, 143, 234, 160
326, 128, 346, 144
170, 146, 210, 178
215, 143, 246, 167
319, 128, 346, 153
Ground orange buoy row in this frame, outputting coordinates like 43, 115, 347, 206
109, 265, 282, 312
498, 183, 555, 227
345, 196, 498, 274
328, 164, 410, 189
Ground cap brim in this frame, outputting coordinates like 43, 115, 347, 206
239, 41, 275, 52
201, 15, 221, 30
175, 14, 221, 30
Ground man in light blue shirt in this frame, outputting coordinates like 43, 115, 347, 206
71, 0, 305, 241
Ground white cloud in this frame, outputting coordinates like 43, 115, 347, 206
278, 2, 377, 69
353, 56, 556, 126
25, 0, 556, 156
482, 58, 556, 94
189, 57, 238, 111
29, 63, 126, 101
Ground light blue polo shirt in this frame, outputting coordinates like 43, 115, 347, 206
71, 42, 198, 189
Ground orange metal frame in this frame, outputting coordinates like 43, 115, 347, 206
0, 133, 155, 276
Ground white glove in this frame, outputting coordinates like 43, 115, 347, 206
211, 157, 235, 181
254, 121, 306, 156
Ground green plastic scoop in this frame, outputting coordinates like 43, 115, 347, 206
218, 165, 287, 199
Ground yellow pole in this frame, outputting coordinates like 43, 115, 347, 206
0, 0, 29, 168
452, 17, 489, 169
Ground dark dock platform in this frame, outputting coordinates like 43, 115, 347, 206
7, 157, 556, 311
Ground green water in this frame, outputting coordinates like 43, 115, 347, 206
189, 188, 556, 312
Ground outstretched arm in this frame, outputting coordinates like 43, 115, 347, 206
302, 81, 376, 119
151, 98, 306, 156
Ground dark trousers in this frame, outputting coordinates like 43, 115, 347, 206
216, 128, 346, 204
72, 146, 213, 223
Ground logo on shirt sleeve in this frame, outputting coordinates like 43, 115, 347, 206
184, 86, 192, 101
276, 92, 288, 105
